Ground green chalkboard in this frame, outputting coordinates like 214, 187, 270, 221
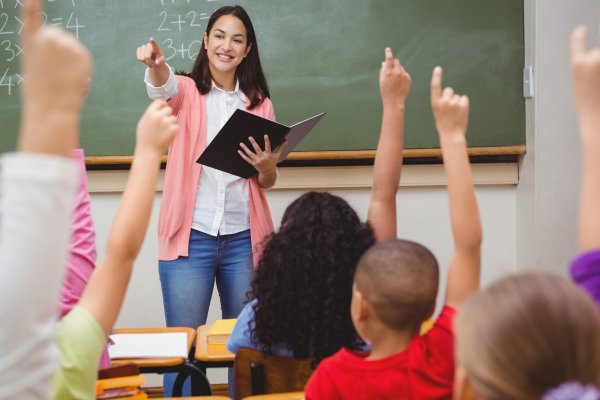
0, 0, 524, 156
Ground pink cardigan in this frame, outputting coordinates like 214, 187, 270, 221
159, 75, 275, 266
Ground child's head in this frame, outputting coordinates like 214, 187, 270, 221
455, 273, 600, 400
250, 191, 375, 362
188, 5, 269, 108
352, 239, 439, 338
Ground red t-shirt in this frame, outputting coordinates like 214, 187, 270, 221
305, 306, 456, 400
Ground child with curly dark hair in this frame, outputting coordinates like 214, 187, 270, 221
226, 48, 412, 368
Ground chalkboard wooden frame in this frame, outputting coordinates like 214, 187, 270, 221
84, 145, 526, 168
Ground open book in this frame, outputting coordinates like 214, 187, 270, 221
108, 332, 188, 359
197, 110, 325, 178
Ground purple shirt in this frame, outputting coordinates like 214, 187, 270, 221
570, 249, 600, 307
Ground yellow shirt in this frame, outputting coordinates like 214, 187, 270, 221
51, 306, 105, 400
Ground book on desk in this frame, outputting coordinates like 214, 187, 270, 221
206, 318, 236, 354
96, 367, 147, 400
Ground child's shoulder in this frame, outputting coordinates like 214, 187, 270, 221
409, 306, 456, 362
423, 305, 456, 336
438, 305, 456, 324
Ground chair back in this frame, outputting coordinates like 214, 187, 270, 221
233, 348, 314, 400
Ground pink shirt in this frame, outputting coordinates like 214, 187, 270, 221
159, 75, 275, 265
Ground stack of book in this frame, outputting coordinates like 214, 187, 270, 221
206, 318, 236, 354
96, 364, 147, 400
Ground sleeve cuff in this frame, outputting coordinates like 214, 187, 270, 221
144, 64, 178, 100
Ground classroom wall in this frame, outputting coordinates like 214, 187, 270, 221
516, 0, 598, 272
90, 172, 518, 331
84, 0, 596, 385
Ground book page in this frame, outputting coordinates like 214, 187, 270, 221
108, 332, 188, 359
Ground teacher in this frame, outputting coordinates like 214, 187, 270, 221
136, 5, 284, 396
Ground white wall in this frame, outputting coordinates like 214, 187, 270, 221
516, 0, 599, 272
90, 181, 516, 331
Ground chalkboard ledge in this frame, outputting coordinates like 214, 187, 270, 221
84, 145, 525, 170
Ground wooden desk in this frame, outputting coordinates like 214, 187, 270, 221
194, 323, 235, 369
110, 327, 211, 397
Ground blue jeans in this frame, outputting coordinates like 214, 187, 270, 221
159, 228, 253, 397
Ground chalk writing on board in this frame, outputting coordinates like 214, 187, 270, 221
0, 0, 84, 95
155, 2, 219, 63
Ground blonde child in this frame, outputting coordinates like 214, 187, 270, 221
454, 273, 600, 400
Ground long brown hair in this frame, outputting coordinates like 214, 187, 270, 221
178, 5, 270, 109
456, 273, 600, 400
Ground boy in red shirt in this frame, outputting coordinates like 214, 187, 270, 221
305, 65, 482, 399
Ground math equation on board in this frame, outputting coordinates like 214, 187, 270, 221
0, 0, 83, 95
0, 0, 222, 96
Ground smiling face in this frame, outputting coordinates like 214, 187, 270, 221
203, 14, 251, 87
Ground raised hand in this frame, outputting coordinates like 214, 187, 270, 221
19, 0, 92, 155
430, 66, 469, 140
430, 66, 481, 310
238, 135, 287, 176
379, 47, 411, 107
21, 0, 92, 115
135, 100, 179, 155
136, 37, 166, 68
367, 48, 411, 241
570, 26, 600, 131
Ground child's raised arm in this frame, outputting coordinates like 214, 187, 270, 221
18, 0, 91, 156
0, 0, 91, 397
367, 47, 411, 241
431, 67, 482, 310
571, 26, 600, 252
569, 26, 600, 307
76, 100, 178, 334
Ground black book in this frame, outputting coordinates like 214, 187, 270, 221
197, 109, 325, 178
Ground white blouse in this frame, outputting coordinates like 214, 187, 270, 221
145, 66, 250, 236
